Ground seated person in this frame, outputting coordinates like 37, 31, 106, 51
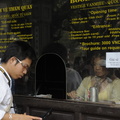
67, 51, 120, 104
66, 67, 82, 93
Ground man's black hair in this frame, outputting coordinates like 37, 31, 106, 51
1, 40, 36, 63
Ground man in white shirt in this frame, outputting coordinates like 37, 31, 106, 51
0, 41, 42, 120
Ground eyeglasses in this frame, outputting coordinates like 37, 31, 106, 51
15, 57, 30, 71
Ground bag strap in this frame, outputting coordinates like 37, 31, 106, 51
0, 67, 13, 112
0, 67, 11, 86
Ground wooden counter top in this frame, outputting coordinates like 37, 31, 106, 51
14, 95, 120, 120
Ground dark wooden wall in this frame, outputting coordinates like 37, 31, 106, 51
32, 0, 52, 58
14, 95, 120, 120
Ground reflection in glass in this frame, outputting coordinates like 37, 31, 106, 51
67, 51, 120, 104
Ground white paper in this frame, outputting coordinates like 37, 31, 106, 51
106, 52, 120, 68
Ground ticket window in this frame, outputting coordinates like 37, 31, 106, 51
35, 53, 66, 99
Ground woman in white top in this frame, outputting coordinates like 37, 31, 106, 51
67, 51, 120, 104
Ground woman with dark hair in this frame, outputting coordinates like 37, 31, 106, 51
67, 51, 120, 104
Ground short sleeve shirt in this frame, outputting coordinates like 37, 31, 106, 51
0, 66, 15, 120
76, 76, 120, 103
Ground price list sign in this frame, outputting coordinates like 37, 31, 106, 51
0, 3, 33, 56
69, 0, 120, 52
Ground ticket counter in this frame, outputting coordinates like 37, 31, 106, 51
14, 95, 120, 120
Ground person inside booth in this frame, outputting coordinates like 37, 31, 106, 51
67, 51, 120, 104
